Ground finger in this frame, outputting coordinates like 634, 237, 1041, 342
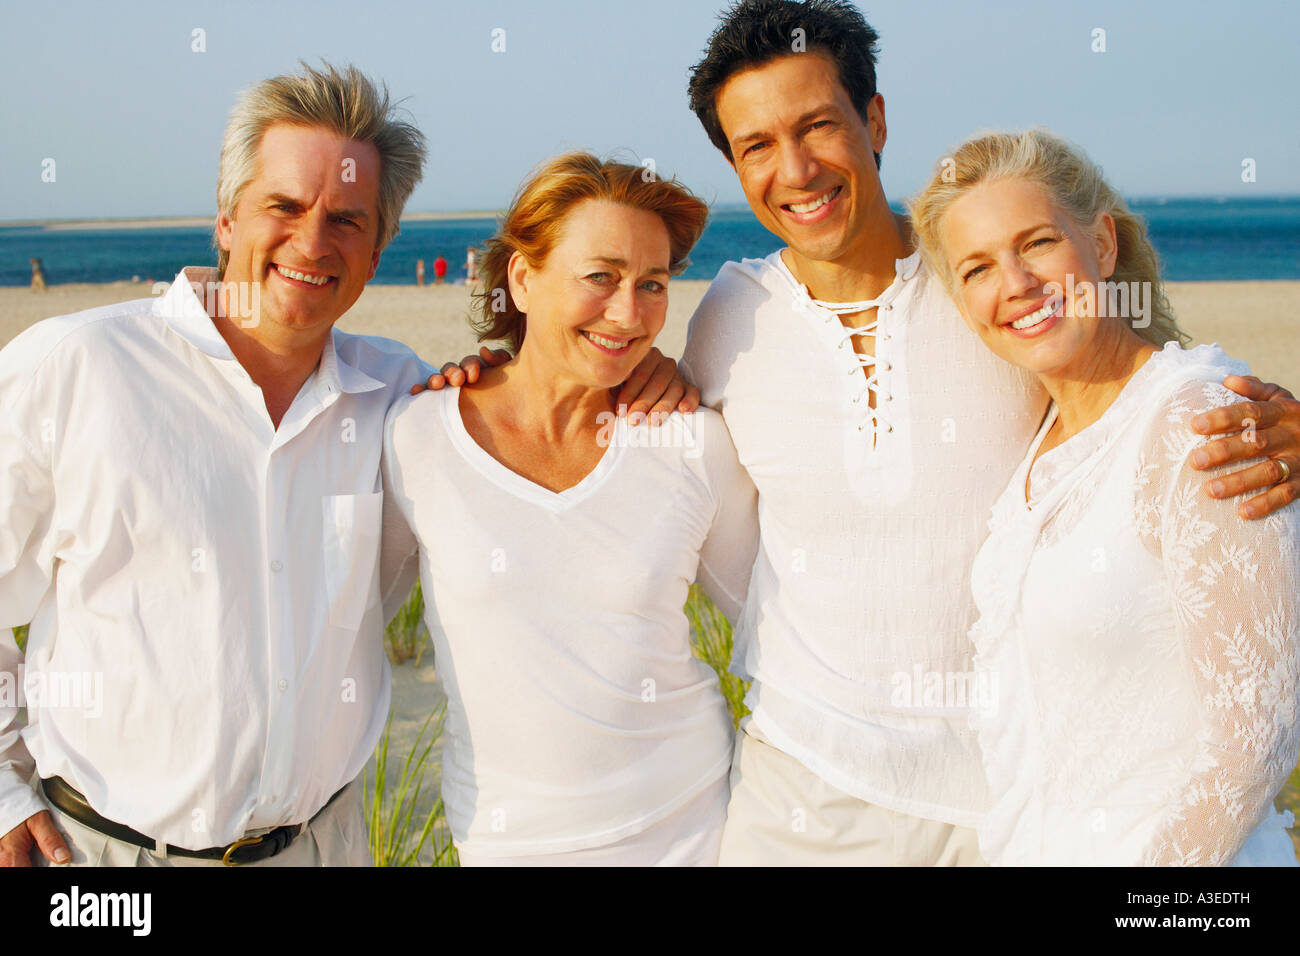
28, 811, 70, 865
1191, 399, 1281, 437
1190, 430, 1284, 470
648, 381, 686, 424
414, 372, 445, 395
480, 346, 512, 368
1238, 466, 1300, 520
615, 356, 658, 415
677, 383, 701, 414
629, 355, 677, 418
438, 363, 467, 388
1204, 456, 1292, 499
460, 356, 485, 385
1222, 374, 1293, 403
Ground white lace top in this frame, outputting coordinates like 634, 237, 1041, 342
970, 343, 1300, 866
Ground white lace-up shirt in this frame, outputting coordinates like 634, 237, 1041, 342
680, 249, 1047, 826
970, 343, 1300, 865
0, 268, 431, 849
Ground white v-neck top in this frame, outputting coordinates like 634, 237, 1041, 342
970, 343, 1300, 865
380, 387, 759, 855
681, 250, 1047, 827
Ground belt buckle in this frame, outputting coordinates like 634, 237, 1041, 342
221, 835, 264, 866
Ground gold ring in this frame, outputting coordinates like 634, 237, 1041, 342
1276, 458, 1292, 485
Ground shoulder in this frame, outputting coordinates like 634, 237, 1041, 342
0, 296, 159, 394
692, 253, 787, 327
1138, 344, 1253, 464
384, 385, 448, 446
333, 329, 428, 380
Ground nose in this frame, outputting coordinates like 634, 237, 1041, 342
775, 138, 819, 191
603, 279, 640, 329
290, 207, 332, 263
1001, 253, 1042, 300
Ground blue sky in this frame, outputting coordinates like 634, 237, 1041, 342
1, 0, 1296, 221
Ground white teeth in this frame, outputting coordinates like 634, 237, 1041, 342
1010, 302, 1056, 330
585, 332, 630, 350
276, 266, 330, 285
788, 189, 836, 214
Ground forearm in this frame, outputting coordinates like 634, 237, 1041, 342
0, 633, 47, 838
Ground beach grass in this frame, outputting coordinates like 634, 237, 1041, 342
363, 703, 458, 867
12, 625, 27, 652
384, 581, 431, 666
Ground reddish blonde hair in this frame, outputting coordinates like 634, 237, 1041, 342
472, 153, 709, 353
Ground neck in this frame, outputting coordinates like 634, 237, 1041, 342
783, 206, 912, 304
210, 308, 328, 428
483, 345, 616, 442
1039, 326, 1160, 441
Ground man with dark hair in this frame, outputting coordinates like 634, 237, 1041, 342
679, 0, 1300, 865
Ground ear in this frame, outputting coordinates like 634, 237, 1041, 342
216, 210, 234, 252
866, 93, 887, 155
367, 248, 381, 282
1090, 211, 1118, 280
506, 250, 530, 313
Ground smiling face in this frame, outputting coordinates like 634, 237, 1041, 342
216, 123, 382, 338
714, 52, 886, 268
939, 177, 1120, 377
507, 199, 671, 391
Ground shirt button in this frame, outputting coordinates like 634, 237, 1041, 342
279, 679, 288, 691
270, 560, 283, 572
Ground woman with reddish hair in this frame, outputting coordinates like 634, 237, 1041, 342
380, 153, 758, 865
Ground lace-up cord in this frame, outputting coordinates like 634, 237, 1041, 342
819, 296, 893, 436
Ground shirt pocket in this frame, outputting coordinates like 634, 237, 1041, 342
321, 492, 384, 632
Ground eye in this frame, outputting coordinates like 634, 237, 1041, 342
584, 272, 613, 284
333, 216, 358, 227
639, 279, 666, 293
1026, 236, 1057, 250
962, 264, 986, 282
741, 141, 768, 158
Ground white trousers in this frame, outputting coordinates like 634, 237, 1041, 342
36, 777, 372, 867
718, 719, 985, 866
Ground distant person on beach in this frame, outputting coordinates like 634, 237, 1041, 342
416, 257, 426, 286
0, 64, 691, 869
28, 258, 46, 292
381, 153, 758, 865
909, 128, 1299, 866
465, 246, 478, 288
433, 255, 448, 284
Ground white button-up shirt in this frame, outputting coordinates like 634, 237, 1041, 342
681, 250, 1048, 827
0, 268, 429, 849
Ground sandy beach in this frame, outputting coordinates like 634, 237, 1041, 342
2, 278, 1297, 385
4, 276, 1298, 857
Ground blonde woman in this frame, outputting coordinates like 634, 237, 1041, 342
379, 154, 758, 866
910, 129, 1300, 866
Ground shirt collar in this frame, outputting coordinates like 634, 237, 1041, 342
153, 267, 236, 359
316, 329, 388, 396
154, 266, 386, 396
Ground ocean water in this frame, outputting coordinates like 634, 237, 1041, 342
2, 197, 1296, 288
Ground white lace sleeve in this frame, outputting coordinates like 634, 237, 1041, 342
1136, 380, 1300, 865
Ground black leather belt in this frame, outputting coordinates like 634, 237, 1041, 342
42, 776, 348, 866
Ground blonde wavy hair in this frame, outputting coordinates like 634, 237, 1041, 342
909, 128, 1188, 349
215, 61, 426, 277
471, 153, 709, 354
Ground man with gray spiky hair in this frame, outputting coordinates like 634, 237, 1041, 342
0, 61, 434, 867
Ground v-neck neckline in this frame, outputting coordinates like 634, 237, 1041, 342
441, 386, 625, 513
